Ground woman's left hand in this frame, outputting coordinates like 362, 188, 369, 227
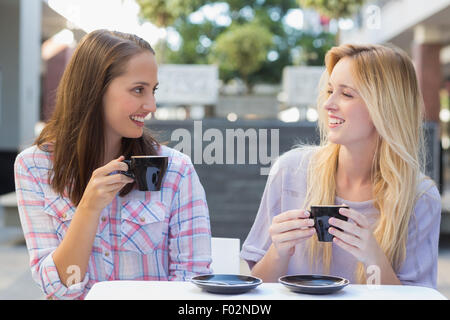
328, 206, 383, 266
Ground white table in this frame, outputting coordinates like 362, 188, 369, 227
85, 280, 447, 300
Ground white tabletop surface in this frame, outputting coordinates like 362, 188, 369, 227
85, 280, 447, 300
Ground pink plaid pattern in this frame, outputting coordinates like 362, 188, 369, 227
14, 145, 212, 300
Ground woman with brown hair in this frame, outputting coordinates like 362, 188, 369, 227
14, 30, 212, 299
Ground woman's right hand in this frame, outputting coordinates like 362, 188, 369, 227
78, 156, 134, 213
268, 209, 316, 259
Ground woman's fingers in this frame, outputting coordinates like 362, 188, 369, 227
87, 173, 133, 198
270, 209, 317, 257
329, 226, 360, 248
92, 156, 129, 177
100, 172, 134, 185
272, 209, 310, 224
333, 237, 359, 256
273, 227, 316, 244
103, 182, 131, 193
270, 209, 315, 240
338, 207, 369, 229
328, 217, 362, 238
271, 217, 314, 234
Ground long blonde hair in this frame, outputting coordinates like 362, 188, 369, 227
302, 43, 432, 283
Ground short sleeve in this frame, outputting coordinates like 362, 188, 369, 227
239, 157, 285, 269
239, 148, 314, 269
396, 180, 441, 288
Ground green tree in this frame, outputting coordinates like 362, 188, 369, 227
210, 21, 273, 93
292, 30, 335, 65
165, 1, 301, 84
150, 1, 336, 88
165, 18, 226, 65
136, 0, 202, 62
297, 0, 366, 43
297, 0, 366, 19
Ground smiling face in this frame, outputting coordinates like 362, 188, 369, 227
323, 57, 378, 148
102, 51, 158, 141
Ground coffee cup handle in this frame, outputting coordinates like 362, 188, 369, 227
120, 159, 135, 179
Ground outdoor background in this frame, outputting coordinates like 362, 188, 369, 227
1, 0, 450, 299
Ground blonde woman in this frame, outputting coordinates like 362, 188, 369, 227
240, 44, 442, 288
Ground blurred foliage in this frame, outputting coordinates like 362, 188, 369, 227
441, 89, 449, 110
138, 0, 338, 89
292, 31, 335, 65
297, 0, 365, 19
210, 21, 273, 92
137, 0, 203, 63
136, 0, 202, 27
165, 19, 227, 64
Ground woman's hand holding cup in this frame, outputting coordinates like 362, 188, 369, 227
78, 156, 134, 214
268, 209, 316, 259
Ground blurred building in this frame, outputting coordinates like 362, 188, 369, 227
341, 0, 450, 124
1, 0, 42, 195
340, 0, 450, 192
0, 0, 86, 195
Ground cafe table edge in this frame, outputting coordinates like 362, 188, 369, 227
84, 280, 447, 300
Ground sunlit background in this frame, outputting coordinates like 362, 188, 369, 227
0, 0, 449, 300
43, 0, 330, 124
46, 0, 312, 54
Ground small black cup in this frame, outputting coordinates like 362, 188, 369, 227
121, 156, 168, 191
310, 205, 349, 242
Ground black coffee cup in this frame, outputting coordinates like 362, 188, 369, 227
121, 156, 168, 191
310, 205, 349, 242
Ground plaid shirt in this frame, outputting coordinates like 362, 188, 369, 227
14, 144, 212, 300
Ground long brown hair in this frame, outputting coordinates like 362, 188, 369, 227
36, 29, 159, 205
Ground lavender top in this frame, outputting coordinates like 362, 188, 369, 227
240, 147, 442, 288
